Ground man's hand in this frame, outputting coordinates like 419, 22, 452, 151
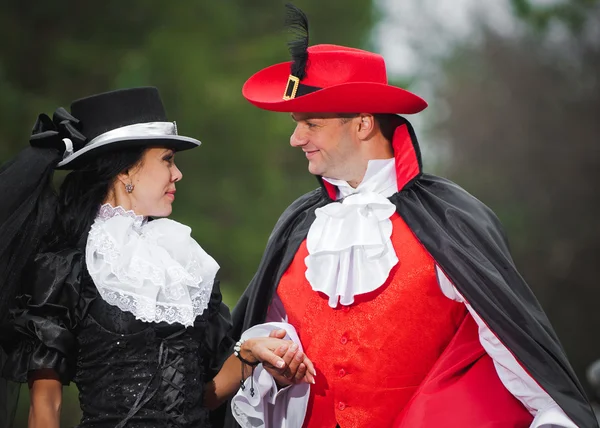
263, 329, 316, 387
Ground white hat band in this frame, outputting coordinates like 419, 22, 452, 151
87, 121, 177, 147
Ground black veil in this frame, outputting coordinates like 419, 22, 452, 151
0, 108, 83, 427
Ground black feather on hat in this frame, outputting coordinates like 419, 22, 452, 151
285, 3, 310, 80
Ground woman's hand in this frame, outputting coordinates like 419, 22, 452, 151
244, 330, 316, 385
240, 330, 316, 385
205, 330, 316, 410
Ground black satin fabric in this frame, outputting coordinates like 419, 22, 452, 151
1, 248, 233, 428
225, 175, 598, 428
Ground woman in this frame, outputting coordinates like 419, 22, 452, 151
0, 87, 313, 428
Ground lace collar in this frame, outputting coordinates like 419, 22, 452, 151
305, 158, 399, 307
97, 203, 147, 229
85, 206, 219, 326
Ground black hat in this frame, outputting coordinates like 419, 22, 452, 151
31, 87, 201, 170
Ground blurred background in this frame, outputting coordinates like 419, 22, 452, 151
1, 0, 599, 425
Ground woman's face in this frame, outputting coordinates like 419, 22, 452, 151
122, 147, 182, 217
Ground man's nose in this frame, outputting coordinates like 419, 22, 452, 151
290, 126, 308, 147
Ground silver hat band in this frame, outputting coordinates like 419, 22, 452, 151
58, 121, 188, 166
87, 121, 177, 147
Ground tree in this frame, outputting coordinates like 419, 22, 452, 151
0, 1, 379, 425
510, 0, 600, 33
431, 5, 600, 395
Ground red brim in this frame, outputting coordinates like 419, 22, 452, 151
242, 62, 428, 114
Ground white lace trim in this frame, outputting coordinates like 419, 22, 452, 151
86, 204, 219, 326
305, 159, 399, 308
96, 203, 146, 228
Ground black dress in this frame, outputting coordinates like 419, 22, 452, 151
1, 248, 234, 428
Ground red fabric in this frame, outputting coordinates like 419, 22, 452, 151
242, 44, 427, 113
392, 124, 420, 191
322, 179, 337, 200
277, 214, 466, 428
394, 314, 533, 427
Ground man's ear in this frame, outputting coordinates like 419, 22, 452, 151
357, 113, 376, 138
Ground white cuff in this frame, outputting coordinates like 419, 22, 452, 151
531, 403, 579, 427
231, 322, 310, 428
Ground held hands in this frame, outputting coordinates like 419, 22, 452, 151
267, 329, 316, 387
240, 329, 316, 386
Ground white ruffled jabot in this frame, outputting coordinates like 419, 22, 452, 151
85, 204, 219, 326
305, 159, 399, 308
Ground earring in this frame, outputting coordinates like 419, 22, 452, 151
125, 183, 134, 193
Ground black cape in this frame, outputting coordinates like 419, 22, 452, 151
225, 122, 597, 428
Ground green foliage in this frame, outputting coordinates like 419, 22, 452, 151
0, 1, 376, 425
510, 0, 600, 32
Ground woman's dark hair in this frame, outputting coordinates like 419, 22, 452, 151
46, 147, 147, 250
0, 145, 146, 325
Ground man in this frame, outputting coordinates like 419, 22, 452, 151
225, 5, 597, 428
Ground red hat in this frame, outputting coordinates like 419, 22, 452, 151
242, 43, 428, 114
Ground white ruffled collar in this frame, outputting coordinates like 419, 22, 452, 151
305, 159, 399, 307
85, 204, 219, 326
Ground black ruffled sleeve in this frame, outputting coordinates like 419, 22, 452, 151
198, 279, 234, 379
1, 248, 87, 385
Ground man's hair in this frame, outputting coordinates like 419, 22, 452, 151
374, 114, 404, 143
338, 113, 404, 142
338, 113, 359, 124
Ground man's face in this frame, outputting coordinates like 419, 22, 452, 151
290, 112, 360, 180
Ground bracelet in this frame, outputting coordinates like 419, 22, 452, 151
234, 339, 259, 367
235, 338, 258, 397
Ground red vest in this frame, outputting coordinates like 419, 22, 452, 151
277, 213, 466, 428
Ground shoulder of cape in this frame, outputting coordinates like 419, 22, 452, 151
409, 174, 501, 222
395, 173, 512, 255
278, 188, 324, 219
